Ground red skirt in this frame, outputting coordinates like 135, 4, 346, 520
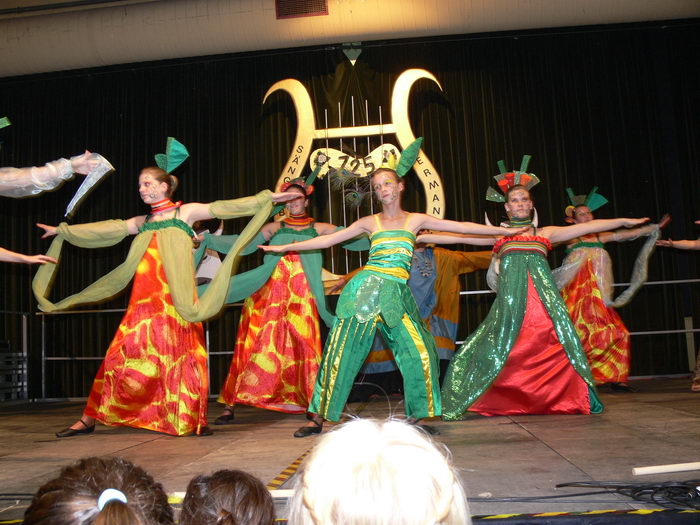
470, 275, 591, 415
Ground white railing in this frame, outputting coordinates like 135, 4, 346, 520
27, 278, 700, 400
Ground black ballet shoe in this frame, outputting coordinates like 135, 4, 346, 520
610, 382, 636, 392
196, 426, 213, 436
55, 419, 95, 438
294, 420, 322, 438
214, 409, 235, 425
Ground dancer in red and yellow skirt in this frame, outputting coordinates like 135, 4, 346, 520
225, 248, 321, 413
83, 229, 209, 435
554, 188, 665, 390
33, 138, 296, 437
196, 176, 368, 422
210, 178, 339, 421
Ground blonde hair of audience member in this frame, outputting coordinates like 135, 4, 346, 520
23, 456, 173, 525
287, 418, 470, 525
180, 469, 275, 525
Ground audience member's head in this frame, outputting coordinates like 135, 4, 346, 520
180, 469, 274, 525
24, 456, 173, 525
287, 418, 471, 525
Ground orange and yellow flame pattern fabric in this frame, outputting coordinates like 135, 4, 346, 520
561, 258, 630, 384
84, 236, 209, 436
218, 253, 321, 413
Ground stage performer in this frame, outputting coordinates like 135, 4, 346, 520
656, 221, 700, 391
209, 177, 339, 423
421, 156, 648, 419
553, 188, 666, 391
259, 139, 527, 437
33, 138, 295, 438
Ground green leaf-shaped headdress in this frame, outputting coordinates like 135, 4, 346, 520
395, 137, 423, 177
154, 137, 189, 174
380, 137, 423, 177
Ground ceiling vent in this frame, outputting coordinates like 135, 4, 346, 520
275, 0, 328, 20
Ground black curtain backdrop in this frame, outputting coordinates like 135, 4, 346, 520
0, 19, 698, 398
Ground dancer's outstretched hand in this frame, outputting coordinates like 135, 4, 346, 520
0, 247, 57, 265
70, 150, 100, 175
258, 244, 288, 253
622, 218, 649, 228
22, 254, 57, 265
656, 239, 674, 248
37, 223, 58, 239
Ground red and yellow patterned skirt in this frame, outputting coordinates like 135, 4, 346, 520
218, 253, 321, 413
561, 259, 630, 384
84, 236, 209, 436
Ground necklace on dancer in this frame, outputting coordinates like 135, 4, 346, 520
285, 212, 314, 227
149, 198, 181, 215
505, 217, 533, 228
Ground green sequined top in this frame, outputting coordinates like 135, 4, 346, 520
335, 228, 420, 328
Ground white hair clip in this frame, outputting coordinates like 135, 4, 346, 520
97, 488, 128, 510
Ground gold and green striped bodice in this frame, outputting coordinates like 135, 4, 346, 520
364, 229, 416, 282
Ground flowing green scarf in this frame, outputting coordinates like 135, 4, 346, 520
33, 191, 273, 323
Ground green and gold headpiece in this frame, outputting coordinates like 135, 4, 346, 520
565, 186, 608, 217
